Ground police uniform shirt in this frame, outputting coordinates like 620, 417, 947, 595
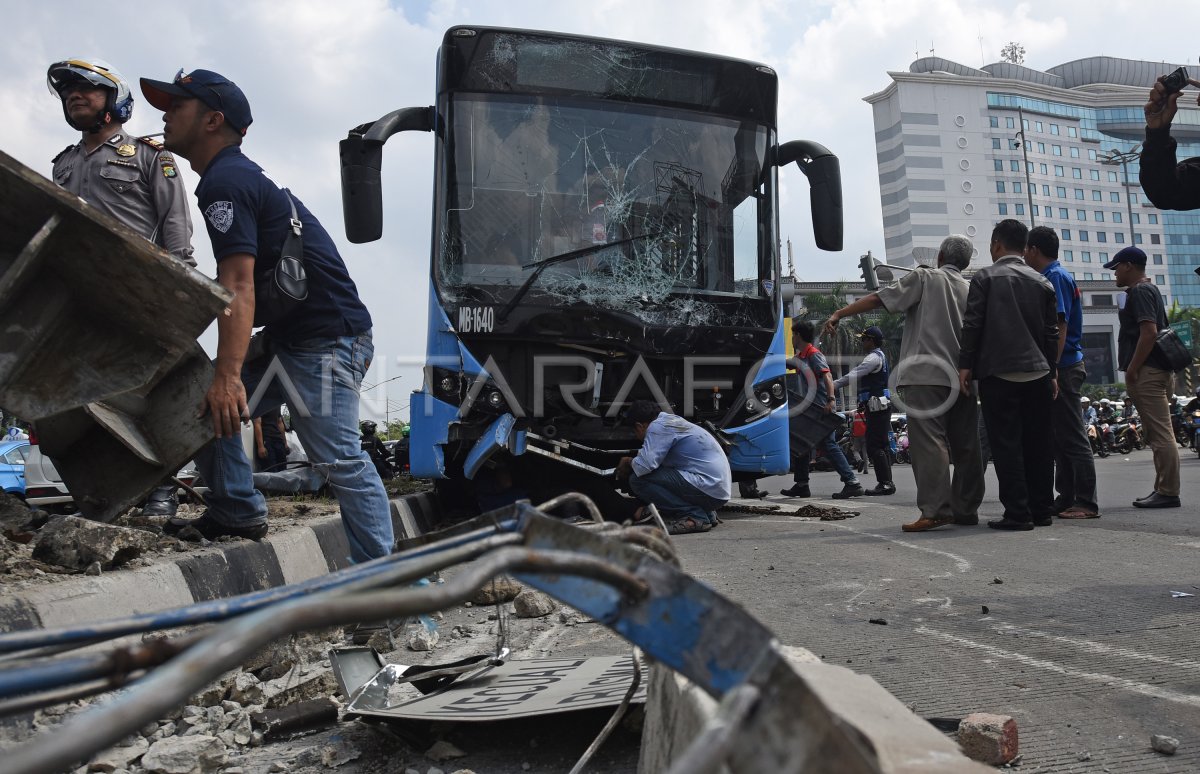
195, 145, 372, 342
52, 133, 196, 266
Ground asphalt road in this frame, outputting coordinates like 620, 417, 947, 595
675, 447, 1200, 773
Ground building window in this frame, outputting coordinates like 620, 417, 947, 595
990, 116, 999, 128
1131, 193, 1139, 204
1093, 293, 1112, 305
1132, 213, 1140, 224
1007, 117, 1016, 129
1149, 214, 1159, 224
1059, 207, 1069, 218
1088, 149, 1097, 160
1052, 145, 1062, 156
1075, 189, 1085, 199
1043, 185, 1051, 196
1013, 182, 1023, 193
993, 159, 1003, 172
1032, 205, 1040, 216
1064, 249, 1074, 261
1038, 142, 1046, 153
1113, 212, 1122, 223
1110, 191, 1120, 202
1055, 165, 1065, 176
1057, 187, 1067, 198
1081, 251, 1091, 262
1097, 232, 1107, 243
1155, 275, 1165, 284
1135, 233, 1143, 244
1068, 126, 1078, 137
1025, 140, 1032, 152
1099, 252, 1108, 264
1011, 159, 1021, 172
1080, 230, 1089, 241
1115, 232, 1125, 244
1108, 171, 1119, 182
1076, 209, 1086, 220
1092, 211, 1103, 222
1084, 272, 1095, 280
1070, 146, 1080, 157
997, 181, 1006, 193
1091, 190, 1101, 201
992, 138, 1002, 149
1151, 233, 1161, 244
1035, 121, 1043, 132
1090, 169, 1100, 180
1072, 168, 1083, 179
1016, 204, 1025, 215
1051, 124, 1060, 135
1063, 229, 1073, 240
1153, 254, 1164, 265
998, 203, 1008, 215
1039, 163, 1048, 174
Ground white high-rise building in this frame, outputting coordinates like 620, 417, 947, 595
864, 55, 1198, 308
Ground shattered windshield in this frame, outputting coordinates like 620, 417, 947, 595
436, 95, 775, 327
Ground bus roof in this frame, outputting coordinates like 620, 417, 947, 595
437, 26, 778, 126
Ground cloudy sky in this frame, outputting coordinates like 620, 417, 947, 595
5, 0, 1198, 420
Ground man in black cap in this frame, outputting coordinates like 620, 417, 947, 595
831, 326, 894, 495
138, 69, 393, 561
1106, 247, 1180, 508
958, 219, 1059, 531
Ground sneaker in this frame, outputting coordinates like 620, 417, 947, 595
862, 483, 896, 497
901, 516, 953, 532
780, 484, 811, 498
831, 482, 865, 499
141, 483, 179, 518
163, 512, 268, 541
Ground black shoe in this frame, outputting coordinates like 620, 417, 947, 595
1134, 492, 1157, 502
163, 512, 268, 541
1033, 515, 1054, 527
862, 483, 896, 497
738, 482, 768, 499
1133, 493, 1181, 509
831, 482, 866, 499
953, 515, 979, 526
141, 483, 179, 518
780, 485, 811, 498
987, 518, 1034, 531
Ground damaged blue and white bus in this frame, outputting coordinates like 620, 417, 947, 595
340, 26, 842, 513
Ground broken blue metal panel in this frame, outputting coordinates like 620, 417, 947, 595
409, 393, 458, 478
463, 413, 527, 479
426, 281, 484, 376
725, 405, 790, 474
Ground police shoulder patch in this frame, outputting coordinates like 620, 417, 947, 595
204, 200, 234, 233
137, 135, 164, 151
51, 145, 74, 165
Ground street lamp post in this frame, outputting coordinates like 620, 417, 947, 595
1016, 106, 1036, 228
1097, 145, 1141, 247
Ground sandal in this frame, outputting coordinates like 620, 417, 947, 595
666, 515, 713, 535
1058, 507, 1099, 519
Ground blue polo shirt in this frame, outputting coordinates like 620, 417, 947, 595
1040, 260, 1084, 368
195, 145, 372, 342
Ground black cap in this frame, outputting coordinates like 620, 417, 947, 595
1102, 246, 1147, 270
140, 69, 253, 135
861, 325, 885, 342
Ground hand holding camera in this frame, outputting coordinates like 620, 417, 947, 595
1146, 66, 1199, 129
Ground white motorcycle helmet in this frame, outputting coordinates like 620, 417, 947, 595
47, 58, 134, 129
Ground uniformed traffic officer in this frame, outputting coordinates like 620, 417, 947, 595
46, 58, 196, 518
47, 58, 196, 267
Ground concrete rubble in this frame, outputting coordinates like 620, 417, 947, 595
1151, 734, 1179, 755
139, 735, 227, 774
512, 589, 557, 618
31, 515, 158, 570
957, 712, 1019, 765
469, 575, 523, 605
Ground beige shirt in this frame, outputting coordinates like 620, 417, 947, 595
52, 132, 195, 266
877, 264, 968, 389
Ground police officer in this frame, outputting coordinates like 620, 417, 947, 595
831, 327, 895, 495
47, 58, 195, 266
47, 58, 198, 518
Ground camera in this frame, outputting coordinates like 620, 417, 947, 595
1162, 66, 1189, 95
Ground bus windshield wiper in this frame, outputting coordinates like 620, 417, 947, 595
496, 232, 663, 323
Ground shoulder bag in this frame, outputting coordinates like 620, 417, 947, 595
254, 189, 308, 327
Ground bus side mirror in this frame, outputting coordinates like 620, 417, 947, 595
774, 140, 843, 252
340, 107, 435, 244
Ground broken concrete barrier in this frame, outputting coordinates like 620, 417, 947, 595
957, 713, 1019, 766
31, 514, 157, 570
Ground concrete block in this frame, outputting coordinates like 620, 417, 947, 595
957, 713, 1018, 765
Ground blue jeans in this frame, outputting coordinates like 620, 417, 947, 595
792, 431, 858, 485
628, 467, 725, 526
194, 331, 394, 562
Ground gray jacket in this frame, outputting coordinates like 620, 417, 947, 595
958, 255, 1058, 380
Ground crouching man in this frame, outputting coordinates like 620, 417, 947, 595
616, 400, 731, 535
